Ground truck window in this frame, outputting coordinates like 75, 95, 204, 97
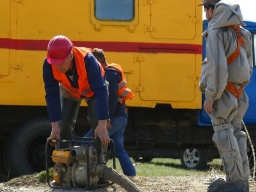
95, 0, 134, 21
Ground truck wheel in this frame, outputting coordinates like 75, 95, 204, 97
0, 143, 7, 181
6, 118, 53, 178
180, 148, 207, 170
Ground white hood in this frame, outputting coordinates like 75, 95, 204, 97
204, 0, 245, 36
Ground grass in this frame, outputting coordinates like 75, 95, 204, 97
39, 158, 223, 182
107, 158, 223, 177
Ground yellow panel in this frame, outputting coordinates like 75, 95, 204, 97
15, 0, 88, 39
0, 0, 202, 110
0, 1, 10, 75
140, 53, 196, 101
0, 1, 10, 37
150, 0, 198, 39
0, 50, 45, 105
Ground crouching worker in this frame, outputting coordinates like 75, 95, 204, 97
43, 35, 110, 148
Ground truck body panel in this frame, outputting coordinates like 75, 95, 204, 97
0, 0, 202, 109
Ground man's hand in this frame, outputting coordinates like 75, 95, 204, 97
94, 119, 110, 146
47, 122, 60, 141
204, 99, 214, 114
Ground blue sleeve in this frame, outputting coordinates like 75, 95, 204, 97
43, 59, 62, 122
105, 69, 119, 118
85, 53, 109, 120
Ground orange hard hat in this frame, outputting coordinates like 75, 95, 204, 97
47, 35, 73, 65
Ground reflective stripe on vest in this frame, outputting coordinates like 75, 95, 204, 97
107, 63, 134, 103
225, 25, 245, 99
52, 46, 105, 99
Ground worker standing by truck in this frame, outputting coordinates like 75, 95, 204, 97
85, 48, 136, 176
199, 0, 252, 191
43, 35, 110, 147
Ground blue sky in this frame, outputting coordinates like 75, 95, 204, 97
236, 0, 255, 21
202, 0, 255, 21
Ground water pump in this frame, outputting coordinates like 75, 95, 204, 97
45, 137, 141, 191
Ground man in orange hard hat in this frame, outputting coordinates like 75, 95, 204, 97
199, 0, 252, 192
43, 35, 110, 147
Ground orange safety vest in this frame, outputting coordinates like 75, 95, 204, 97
51, 46, 105, 99
106, 63, 134, 103
225, 25, 245, 99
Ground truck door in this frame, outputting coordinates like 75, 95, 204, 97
140, 0, 201, 103
0, 1, 11, 75
244, 33, 256, 124
149, 0, 197, 40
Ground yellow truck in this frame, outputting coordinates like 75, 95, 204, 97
1, 0, 256, 179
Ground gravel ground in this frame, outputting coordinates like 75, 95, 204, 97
0, 173, 256, 192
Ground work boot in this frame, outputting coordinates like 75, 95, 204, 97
207, 178, 226, 192
219, 181, 246, 192
208, 179, 246, 192
128, 176, 139, 183
50, 180, 59, 187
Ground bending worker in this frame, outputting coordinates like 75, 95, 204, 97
199, 0, 252, 192
85, 48, 136, 176
43, 35, 110, 147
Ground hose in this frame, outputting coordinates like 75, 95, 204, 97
242, 120, 256, 179
95, 164, 141, 192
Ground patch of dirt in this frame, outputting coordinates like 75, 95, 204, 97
0, 173, 256, 192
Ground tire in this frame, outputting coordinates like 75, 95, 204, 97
0, 143, 7, 182
180, 148, 207, 170
6, 118, 53, 178
133, 157, 153, 163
